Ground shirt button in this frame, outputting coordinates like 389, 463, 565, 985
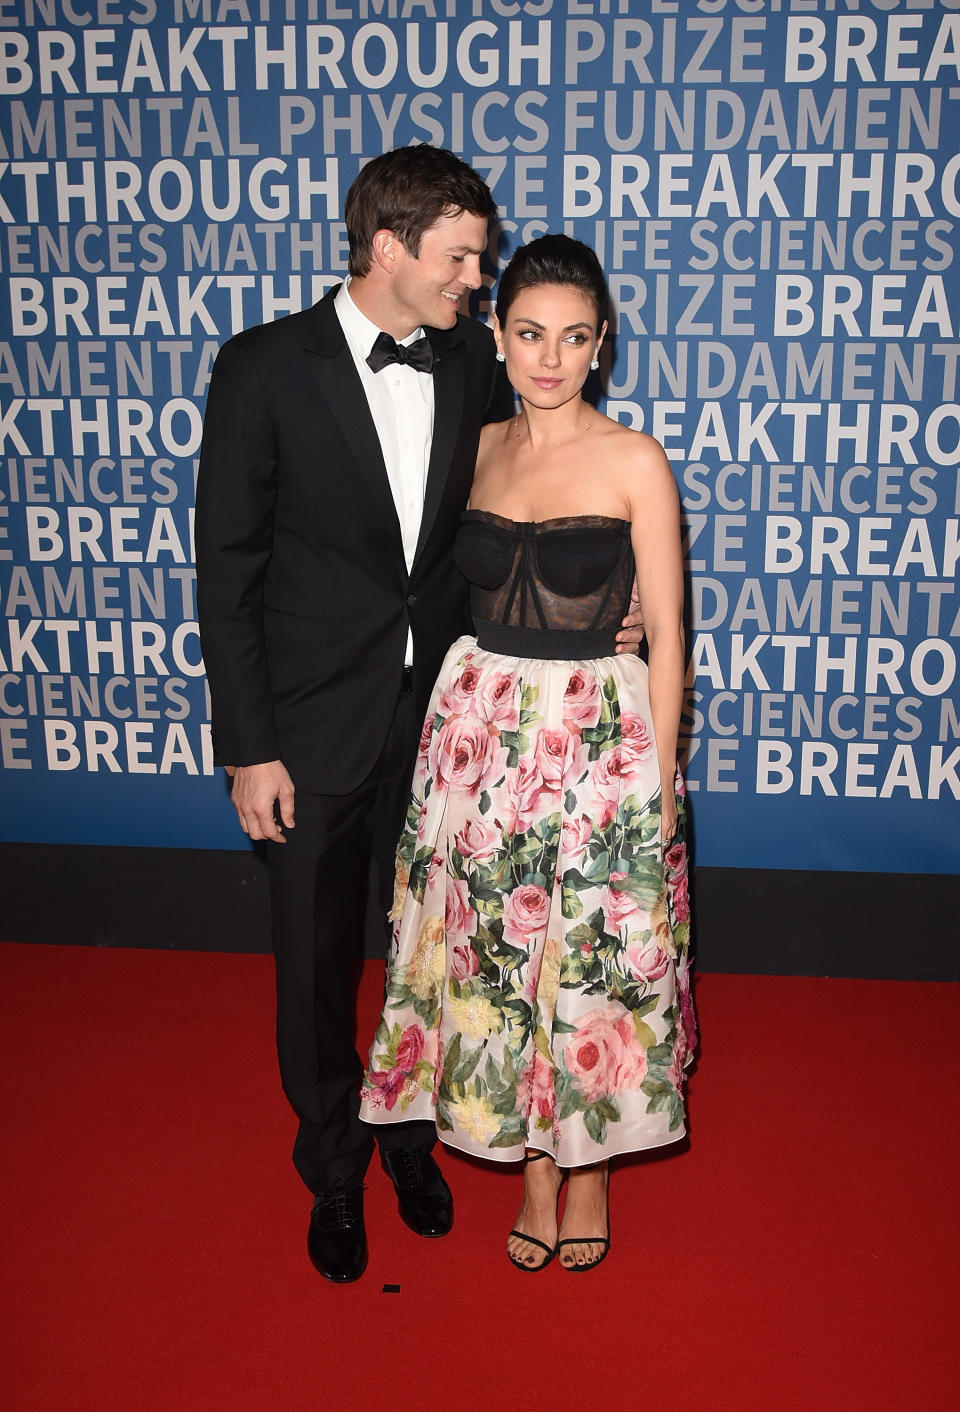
406, 593, 417, 607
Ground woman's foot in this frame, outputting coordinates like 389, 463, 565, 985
557, 1161, 610, 1270
507, 1151, 564, 1271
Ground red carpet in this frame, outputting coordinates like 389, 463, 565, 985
1, 944, 956, 1412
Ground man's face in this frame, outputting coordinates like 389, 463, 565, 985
390, 208, 487, 333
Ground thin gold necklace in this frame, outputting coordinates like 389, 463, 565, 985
514, 411, 594, 439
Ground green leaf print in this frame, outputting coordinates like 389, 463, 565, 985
478, 790, 491, 815
646, 1042, 674, 1066
566, 921, 598, 948
450, 1046, 485, 1088
520, 683, 540, 712
560, 951, 587, 986
489, 1122, 526, 1150
644, 1091, 673, 1116
583, 850, 611, 883
561, 867, 592, 892
472, 883, 505, 918
564, 789, 577, 814
641, 1076, 672, 1100
611, 858, 665, 913
583, 1105, 608, 1144
632, 1016, 658, 1049
557, 1085, 581, 1122
510, 834, 542, 867
561, 886, 584, 920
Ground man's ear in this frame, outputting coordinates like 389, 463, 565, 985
370, 228, 399, 274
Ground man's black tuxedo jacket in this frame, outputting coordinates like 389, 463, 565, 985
195, 287, 510, 795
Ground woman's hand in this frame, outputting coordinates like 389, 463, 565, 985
661, 792, 678, 849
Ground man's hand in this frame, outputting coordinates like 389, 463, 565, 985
616, 580, 645, 654
229, 760, 295, 842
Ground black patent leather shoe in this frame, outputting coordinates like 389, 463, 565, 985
307, 1183, 368, 1283
380, 1148, 453, 1238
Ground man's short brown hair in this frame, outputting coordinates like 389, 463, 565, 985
345, 146, 497, 277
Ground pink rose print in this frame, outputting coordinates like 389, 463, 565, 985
664, 840, 689, 922
625, 937, 670, 982
395, 1023, 425, 1073
563, 668, 602, 731
438, 663, 483, 717
455, 818, 501, 862
664, 841, 685, 873
365, 1024, 427, 1112
505, 755, 547, 833
521, 946, 544, 1005
602, 872, 641, 934
429, 715, 495, 795
517, 1050, 556, 1119
671, 870, 690, 924
503, 883, 551, 947
619, 712, 654, 777
417, 714, 434, 763
562, 814, 593, 861
475, 670, 520, 731
451, 943, 480, 981
591, 747, 624, 828
565, 1006, 647, 1103
366, 1068, 408, 1111
445, 879, 473, 939
534, 727, 583, 794
679, 973, 697, 1052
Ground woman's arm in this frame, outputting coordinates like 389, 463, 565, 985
625, 434, 685, 843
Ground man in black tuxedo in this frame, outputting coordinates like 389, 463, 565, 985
195, 147, 510, 1282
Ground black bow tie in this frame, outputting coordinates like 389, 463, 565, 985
366, 331, 435, 375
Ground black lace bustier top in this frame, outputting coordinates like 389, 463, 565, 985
454, 509, 635, 660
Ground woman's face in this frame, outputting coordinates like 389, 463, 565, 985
494, 283, 605, 410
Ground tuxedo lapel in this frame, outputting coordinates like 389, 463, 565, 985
413, 324, 467, 567
302, 294, 406, 568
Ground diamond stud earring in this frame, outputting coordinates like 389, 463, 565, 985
496, 351, 505, 362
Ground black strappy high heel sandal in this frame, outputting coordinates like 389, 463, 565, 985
507, 1150, 561, 1272
557, 1161, 610, 1272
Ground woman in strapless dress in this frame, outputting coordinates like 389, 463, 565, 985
361, 235, 695, 1272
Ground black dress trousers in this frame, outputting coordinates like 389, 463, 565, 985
266, 675, 436, 1193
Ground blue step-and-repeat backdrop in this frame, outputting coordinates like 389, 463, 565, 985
1, 1, 958, 876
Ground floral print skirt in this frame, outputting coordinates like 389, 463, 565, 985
360, 636, 696, 1168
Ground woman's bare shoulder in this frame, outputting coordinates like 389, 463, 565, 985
479, 417, 515, 447
593, 416, 673, 487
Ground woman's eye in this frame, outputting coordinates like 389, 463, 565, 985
518, 329, 539, 340
565, 333, 587, 345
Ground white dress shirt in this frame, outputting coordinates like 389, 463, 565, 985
335, 281, 435, 665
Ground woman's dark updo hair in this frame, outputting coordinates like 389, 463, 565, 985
495, 234, 608, 331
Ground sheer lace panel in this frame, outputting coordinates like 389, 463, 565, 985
456, 510, 634, 634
